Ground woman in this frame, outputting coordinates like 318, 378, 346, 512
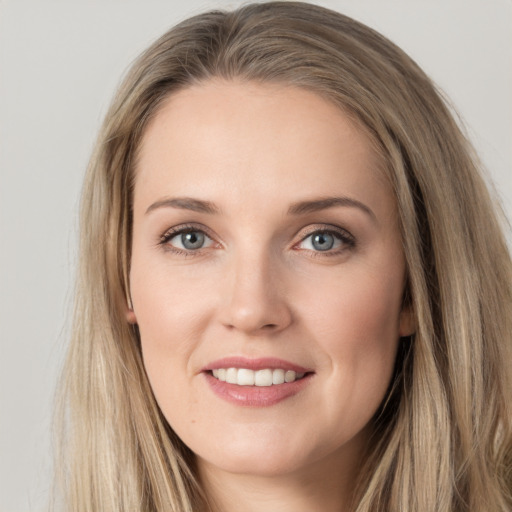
54, 2, 512, 511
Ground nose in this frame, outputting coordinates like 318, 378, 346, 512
218, 249, 293, 335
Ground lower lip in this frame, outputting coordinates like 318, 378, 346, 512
203, 372, 313, 407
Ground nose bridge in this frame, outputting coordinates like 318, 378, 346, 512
220, 242, 291, 334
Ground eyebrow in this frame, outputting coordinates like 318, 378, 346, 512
288, 196, 376, 221
145, 195, 376, 221
145, 197, 220, 215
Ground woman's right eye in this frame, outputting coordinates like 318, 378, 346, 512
161, 228, 215, 252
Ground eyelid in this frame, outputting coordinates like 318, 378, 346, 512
157, 222, 355, 255
293, 224, 356, 253
295, 223, 355, 241
158, 223, 220, 252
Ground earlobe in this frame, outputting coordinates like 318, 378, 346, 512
399, 305, 415, 337
125, 289, 137, 324
126, 308, 137, 324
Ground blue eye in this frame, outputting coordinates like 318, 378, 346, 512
179, 231, 206, 250
162, 228, 214, 251
311, 232, 335, 251
298, 229, 353, 253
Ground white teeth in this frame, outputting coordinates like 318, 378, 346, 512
284, 370, 296, 383
226, 367, 238, 384
237, 368, 255, 386
254, 369, 273, 387
211, 367, 306, 386
272, 369, 285, 384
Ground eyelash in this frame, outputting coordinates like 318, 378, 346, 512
159, 223, 216, 256
158, 223, 356, 257
295, 225, 356, 257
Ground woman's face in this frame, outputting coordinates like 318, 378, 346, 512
129, 81, 413, 478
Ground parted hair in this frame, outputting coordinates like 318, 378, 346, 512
54, 2, 512, 511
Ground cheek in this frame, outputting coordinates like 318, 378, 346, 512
128, 256, 221, 416
130, 270, 198, 428
130, 256, 212, 347
129, 261, 186, 383
301, 262, 403, 345
299, 264, 403, 408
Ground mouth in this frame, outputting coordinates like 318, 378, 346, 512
209, 368, 307, 386
203, 357, 314, 406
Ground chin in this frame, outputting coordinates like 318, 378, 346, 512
194, 426, 354, 480
201, 451, 309, 478
190, 426, 308, 476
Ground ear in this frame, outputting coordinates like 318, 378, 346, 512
125, 293, 137, 324
399, 304, 415, 337
126, 308, 137, 325
126, 307, 138, 324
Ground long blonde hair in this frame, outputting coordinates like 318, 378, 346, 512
54, 2, 512, 510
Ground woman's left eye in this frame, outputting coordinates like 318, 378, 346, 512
297, 229, 354, 253
161, 228, 215, 252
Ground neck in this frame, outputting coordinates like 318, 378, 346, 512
197, 443, 365, 512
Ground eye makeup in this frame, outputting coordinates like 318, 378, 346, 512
157, 221, 356, 259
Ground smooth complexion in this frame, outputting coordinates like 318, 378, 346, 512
128, 81, 414, 512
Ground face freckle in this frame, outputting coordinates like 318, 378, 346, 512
129, 79, 413, 481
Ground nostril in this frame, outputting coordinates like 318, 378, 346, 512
219, 290, 293, 334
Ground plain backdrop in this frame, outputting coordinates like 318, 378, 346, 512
1, 0, 510, 510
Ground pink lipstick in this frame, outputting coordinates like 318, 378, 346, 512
202, 357, 313, 407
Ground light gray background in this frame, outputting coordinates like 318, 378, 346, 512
1, 1, 510, 510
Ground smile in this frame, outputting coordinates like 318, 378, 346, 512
203, 357, 313, 406
211, 368, 306, 386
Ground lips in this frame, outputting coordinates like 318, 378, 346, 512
202, 357, 313, 406
203, 356, 310, 373
212, 367, 305, 386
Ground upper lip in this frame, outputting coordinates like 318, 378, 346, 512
203, 356, 312, 373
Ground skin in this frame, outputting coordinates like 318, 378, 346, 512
128, 80, 414, 512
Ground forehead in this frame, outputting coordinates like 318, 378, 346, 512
134, 80, 392, 215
